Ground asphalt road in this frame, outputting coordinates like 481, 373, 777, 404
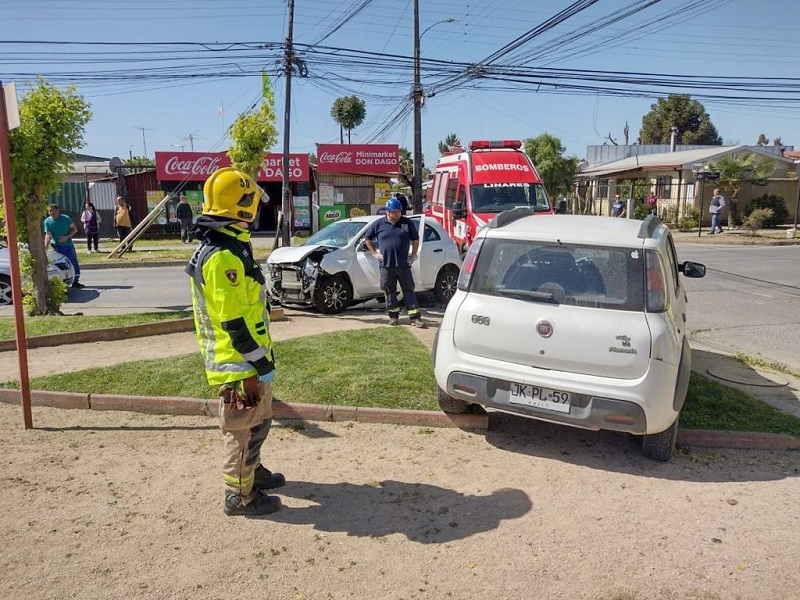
676, 243, 800, 372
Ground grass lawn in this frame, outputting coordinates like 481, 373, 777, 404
1, 328, 798, 436
0, 312, 193, 340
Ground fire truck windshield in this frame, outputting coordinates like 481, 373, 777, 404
470, 183, 550, 213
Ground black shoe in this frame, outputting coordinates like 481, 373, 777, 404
410, 319, 428, 329
253, 465, 286, 490
71, 281, 85, 289
224, 489, 281, 516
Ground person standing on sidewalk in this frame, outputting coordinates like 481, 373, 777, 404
43, 204, 84, 288
709, 188, 726, 235
114, 196, 135, 252
185, 167, 285, 517
176, 194, 194, 243
364, 197, 427, 328
80, 202, 101, 253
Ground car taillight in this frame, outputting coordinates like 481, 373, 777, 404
457, 239, 484, 290
645, 250, 667, 312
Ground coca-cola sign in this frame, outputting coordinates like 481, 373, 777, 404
316, 144, 398, 173
155, 151, 309, 182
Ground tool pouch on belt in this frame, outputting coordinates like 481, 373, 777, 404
219, 376, 260, 410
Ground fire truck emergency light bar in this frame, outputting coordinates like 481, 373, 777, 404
469, 140, 522, 151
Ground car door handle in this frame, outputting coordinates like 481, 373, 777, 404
433, 249, 443, 253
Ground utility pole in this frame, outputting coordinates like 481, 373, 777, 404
281, 0, 295, 247
134, 126, 150, 158
412, 0, 423, 214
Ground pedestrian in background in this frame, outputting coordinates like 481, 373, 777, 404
43, 204, 84, 288
364, 197, 427, 328
81, 201, 101, 253
176, 193, 194, 243
114, 196, 134, 252
646, 190, 658, 216
709, 188, 726, 235
395, 192, 409, 215
611, 194, 626, 218
186, 167, 285, 517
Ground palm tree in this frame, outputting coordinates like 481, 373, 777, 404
710, 152, 776, 228
397, 147, 414, 188
437, 133, 462, 155
330, 96, 366, 144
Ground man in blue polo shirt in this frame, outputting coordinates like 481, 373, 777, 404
43, 204, 84, 288
364, 198, 426, 328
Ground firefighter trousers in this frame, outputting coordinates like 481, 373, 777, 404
219, 381, 274, 502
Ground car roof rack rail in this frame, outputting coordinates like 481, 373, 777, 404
637, 214, 662, 240
488, 207, 537, 229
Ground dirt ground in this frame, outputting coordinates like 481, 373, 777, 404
1, 399, 798, 600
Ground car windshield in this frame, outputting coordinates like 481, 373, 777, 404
468, 238, 645, 311
303, 220, 367, 248
470, 183, 550, 213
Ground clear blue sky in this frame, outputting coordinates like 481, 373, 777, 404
3, 0, 800, 164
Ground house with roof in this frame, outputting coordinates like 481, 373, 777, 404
576, 144, 798, 225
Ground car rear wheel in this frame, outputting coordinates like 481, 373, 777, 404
0, 275, 12, 306
313, 274, 353, 314
433, 265, 459, 304
641, 415, 679, 461
437, 386, 471, 414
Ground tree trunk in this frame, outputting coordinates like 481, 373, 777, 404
728, 197, 739, 229
24, 202, 53, 315
339, 124, 343, 144
347, 128, 351, 144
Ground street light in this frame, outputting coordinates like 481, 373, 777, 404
412, 7, 457, 213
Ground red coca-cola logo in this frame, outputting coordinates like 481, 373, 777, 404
164, 156, 223, 176
319, 151, 353, 164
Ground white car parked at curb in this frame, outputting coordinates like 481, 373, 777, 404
433, 211, 706, 461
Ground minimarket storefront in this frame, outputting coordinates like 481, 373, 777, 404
314, 144, 399, 229
154, 151, 311, 232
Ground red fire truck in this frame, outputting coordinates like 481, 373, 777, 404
427, 140, 556, 253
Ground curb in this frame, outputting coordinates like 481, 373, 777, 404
0, 318, 196, 353
1, 388, 796, 449
0, 389, 489, 431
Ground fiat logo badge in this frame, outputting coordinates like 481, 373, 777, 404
536, 320, 553, 338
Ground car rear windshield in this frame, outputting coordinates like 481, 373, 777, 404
468, 238, 645, 311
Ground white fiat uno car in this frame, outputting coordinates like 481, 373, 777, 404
433, 210, 706, 461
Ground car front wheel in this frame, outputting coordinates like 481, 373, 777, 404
641, 415, 679, 461
433, 265, 459, 304
313, 274, 353, 314
0, 275, 12, 306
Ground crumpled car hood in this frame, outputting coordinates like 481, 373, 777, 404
268, 244, 331, 265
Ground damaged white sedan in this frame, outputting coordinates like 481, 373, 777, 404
266, 215, 462, 314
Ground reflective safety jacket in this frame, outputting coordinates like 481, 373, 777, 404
186, 224, 275, 385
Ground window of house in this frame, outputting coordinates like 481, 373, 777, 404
655, 176, 672, 199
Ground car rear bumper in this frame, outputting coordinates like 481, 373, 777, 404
445, 371, 648, 434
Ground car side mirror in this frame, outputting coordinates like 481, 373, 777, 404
452, 201, 466, 219
680, 261, 706, 278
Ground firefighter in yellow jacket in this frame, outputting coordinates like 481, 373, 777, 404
186, 167, 285, 516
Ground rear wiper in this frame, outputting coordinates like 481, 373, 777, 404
497, 288, 559, 303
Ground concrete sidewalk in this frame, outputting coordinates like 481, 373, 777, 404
1, 305, 797, 451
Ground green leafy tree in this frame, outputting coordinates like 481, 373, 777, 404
709, 152, 776, 227
122, 156, 154, 170
522, 134, 580, 198
639, 94, 722, 145
3, 77, 91, 315
330, 96, 366, 144
437, 133, 462, 155
227, 100, 279, 177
